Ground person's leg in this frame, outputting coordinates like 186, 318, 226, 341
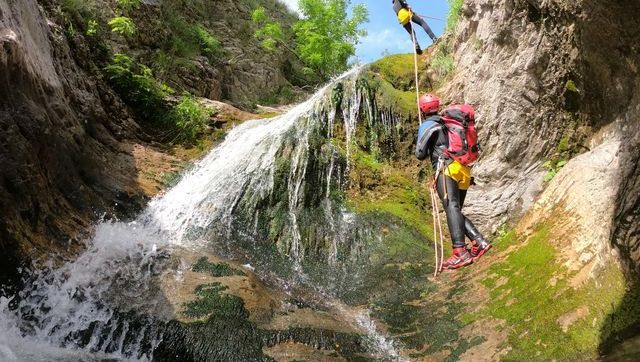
411, 14, 437, 41
435, 174, 466, 248
455, 188, 485, 240
436, 174, 473, 269
457, 188, 492, 259
402, 22, 422, 53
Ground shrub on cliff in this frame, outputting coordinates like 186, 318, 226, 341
108, 16, 136, 37
168, 95, 214, 144
104, 53, 173, 123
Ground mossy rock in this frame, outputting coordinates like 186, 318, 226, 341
191, 257, 246, 277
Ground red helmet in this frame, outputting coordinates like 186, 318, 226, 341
418, 94, 440, 114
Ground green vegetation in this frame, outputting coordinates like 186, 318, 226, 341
160, 170, 182, 188
565, 79, 579, 93
183, 282, 246, 319
192, 257, 246, 277
104, 54, 217, 144
431, 43, 455, 79
469, 224, 632, 360
542, 159, 568, 182
60, 0, 98, 37
86, 19, 98, 36
61, 0, 94, 15
195, 25, 223, 59
251, 7, 284, 50
115, 0, 141, 12
446, 0, 464, 32
253, 0, 369, 79
104, 53, 173, 122
347, 164, 433, 241
370, 54, 422, 91
169, 95, 214, 143
294, 0, 368, 78
162, 14, 224, 62
108, 16, 136, 37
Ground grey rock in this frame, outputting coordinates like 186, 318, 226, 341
441, 0, 640, 274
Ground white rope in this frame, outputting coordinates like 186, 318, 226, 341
410, 22, 422, 125
430, 186, 439, 276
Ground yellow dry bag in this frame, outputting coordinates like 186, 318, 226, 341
398, 9, 412, 25
444, 160, 472, 190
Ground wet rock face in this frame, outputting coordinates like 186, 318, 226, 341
0, 0, 143, 285
444, 0, 640, 272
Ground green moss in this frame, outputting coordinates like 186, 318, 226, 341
565, 80, 579, 93
347, 154, 433, 241
370, 54, 423, 91
192, 257, 246, 277
476, 224, 629, 360
183, 282, 246, 319
542, 159, 568, 182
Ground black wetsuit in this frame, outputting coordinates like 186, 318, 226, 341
415, 116, 486, 248
392, 0, 437, 42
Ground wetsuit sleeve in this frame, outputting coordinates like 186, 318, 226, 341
415, 123, 442, 160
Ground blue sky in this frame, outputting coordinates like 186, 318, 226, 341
279, 0, 449, 63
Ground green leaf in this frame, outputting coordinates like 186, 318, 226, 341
108, 16, 136, 37
86, 19, 98, 36
543, 170, 556, 182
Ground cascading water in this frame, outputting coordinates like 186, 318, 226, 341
0, 67, 409, 361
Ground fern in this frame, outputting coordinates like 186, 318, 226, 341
86, 19, 98, 36
108, 16, 136, 37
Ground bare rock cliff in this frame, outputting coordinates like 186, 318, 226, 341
0, 0, 143, 288
442, 0, 640, 275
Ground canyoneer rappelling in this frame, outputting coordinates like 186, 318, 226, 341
415, 94, 492, 271
392, 0, 438, 55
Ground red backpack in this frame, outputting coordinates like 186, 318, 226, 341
441, 105, 479, 165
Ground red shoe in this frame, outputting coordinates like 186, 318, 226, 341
471, 239, 492, 261
441, 247, 473, 270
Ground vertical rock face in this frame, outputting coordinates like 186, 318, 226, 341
443, 0, 640, 274
0, 0, 143, 287
441, 0, 585, 231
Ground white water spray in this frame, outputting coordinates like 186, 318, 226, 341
0, 66, 408, 361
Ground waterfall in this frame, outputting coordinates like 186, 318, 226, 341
0, 66, 406, 360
